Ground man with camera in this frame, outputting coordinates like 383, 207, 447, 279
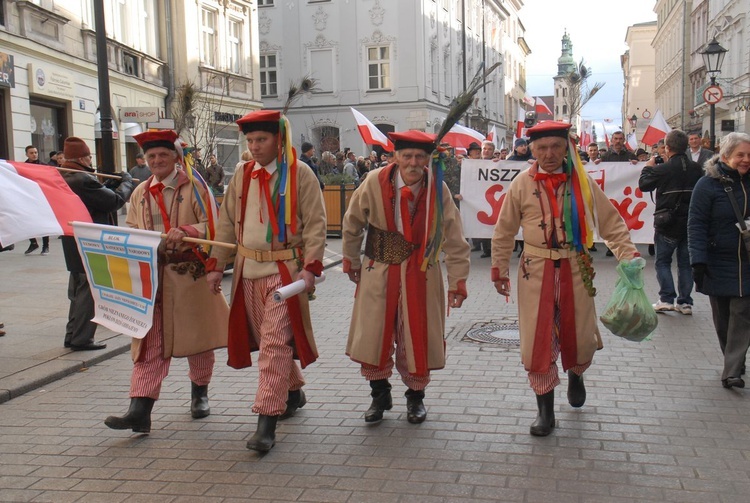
638, 130, 703, 314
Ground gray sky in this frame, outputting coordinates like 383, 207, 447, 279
520, 0, 657, 131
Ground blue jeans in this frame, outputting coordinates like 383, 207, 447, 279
654, 232, 693, 305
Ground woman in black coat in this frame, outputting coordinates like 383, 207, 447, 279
688, 132, 750, 389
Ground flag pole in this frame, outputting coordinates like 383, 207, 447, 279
161, 234, 237, 250
55, 166, 140, 183
67, 221, 236, 250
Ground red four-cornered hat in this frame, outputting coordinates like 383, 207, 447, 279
388, 130, 437, 153
526, 121, 572, 142
133, 130, 179, 152
236, 109, 281, 134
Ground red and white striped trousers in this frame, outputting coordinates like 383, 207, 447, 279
528, 267, 590, 395
361, 302, 430, 391
242, 275, 305, 416
130, 302, 215, 399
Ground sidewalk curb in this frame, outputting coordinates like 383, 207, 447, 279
0, 341, 131, 404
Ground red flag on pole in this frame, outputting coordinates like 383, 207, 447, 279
487, 124, 497, 142
535, 97, 553, 115
515, 107, 526, 140
350, 107, 394, 152
641, 109, 672, 146
442, 124, 486, 149
0, 160, 93, 244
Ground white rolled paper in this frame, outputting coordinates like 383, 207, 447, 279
272, 273, 326, 302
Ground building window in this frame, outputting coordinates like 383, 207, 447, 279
0, 1, 5, 25
105, 0, 160, 58
258, 0, 274, 5
367, 46, 390, 90
200, 8, 217, 67
227, 18, 242, 74
562, 105, 568, 115
260, 54, 278, 97
122, 52, 139, 77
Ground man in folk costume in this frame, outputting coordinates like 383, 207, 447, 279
342, 130, 471, 424
206, 109, 326, 452
491, 122, 639, 436
105, 130, 229, 434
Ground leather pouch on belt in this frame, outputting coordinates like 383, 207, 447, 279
364, 225, 417, 264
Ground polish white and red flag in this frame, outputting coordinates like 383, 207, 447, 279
350, 107, 394, 152
626, 132, 638, 151
602, 127, 611, 148
579, 120, 592, 148
641, 109, 672, 146
486, 124, 497, 142
442, 123, 486, 150
535, 97, 553, 115
515, 107, 526, 140
0, 160, 92, 245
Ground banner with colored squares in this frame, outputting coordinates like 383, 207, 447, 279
72, 222, 162, 339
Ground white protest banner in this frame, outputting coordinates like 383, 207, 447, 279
458, 160, 656, 243
72, 222, 162, 338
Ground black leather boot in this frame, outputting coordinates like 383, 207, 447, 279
246, 415, 278, 452
364, 379, 392, 423
405, 388, 427, 424
567, 370, 586, 408
530, 391, 555, 437
104, 397, 155, 433
279, 389, 307, 420
191, 382, 210, 419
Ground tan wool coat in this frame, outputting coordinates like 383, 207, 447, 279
491, 163, 638, 371
210, 159, 327, 369
342, 164, 471, 374
126, 169, 229, 360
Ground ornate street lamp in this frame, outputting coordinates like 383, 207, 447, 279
628, 114, 638, 131
700, 38, 728, 151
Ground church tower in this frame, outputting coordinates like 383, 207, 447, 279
553, 31, 576, 122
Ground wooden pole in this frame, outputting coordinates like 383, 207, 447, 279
161, 234, 237, 251
56, 166, 139, 183
67, 221, 236, 250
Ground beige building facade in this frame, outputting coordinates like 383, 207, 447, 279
622, 21, 657, 145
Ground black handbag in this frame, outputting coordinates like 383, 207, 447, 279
653, 207, 675, 230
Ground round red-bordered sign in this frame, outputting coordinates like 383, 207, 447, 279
703, 85, 723, 105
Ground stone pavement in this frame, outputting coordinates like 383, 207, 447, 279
1, 238, 749, 502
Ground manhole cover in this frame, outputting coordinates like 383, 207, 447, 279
462, 321, 521, 348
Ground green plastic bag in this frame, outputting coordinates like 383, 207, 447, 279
599, 257, 658, 342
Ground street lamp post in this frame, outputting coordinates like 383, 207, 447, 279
628, 114, 638, 140
700, 38, 728, 151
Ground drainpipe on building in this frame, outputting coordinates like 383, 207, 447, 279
93, 0, 114, 174
164, 0, 176, 118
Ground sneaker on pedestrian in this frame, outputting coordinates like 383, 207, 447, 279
676, 303, 692, 315
41, 246, 50, 256
24, 242, 39, 255
653, 300, 675, 312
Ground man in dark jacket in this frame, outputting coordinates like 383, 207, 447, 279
639, 129, 703, 315
507, 138, 533, 161
23, 145, 51, 255
600, 131, 638, 163
299, 141, 324, 190
60, 137, 133, 350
